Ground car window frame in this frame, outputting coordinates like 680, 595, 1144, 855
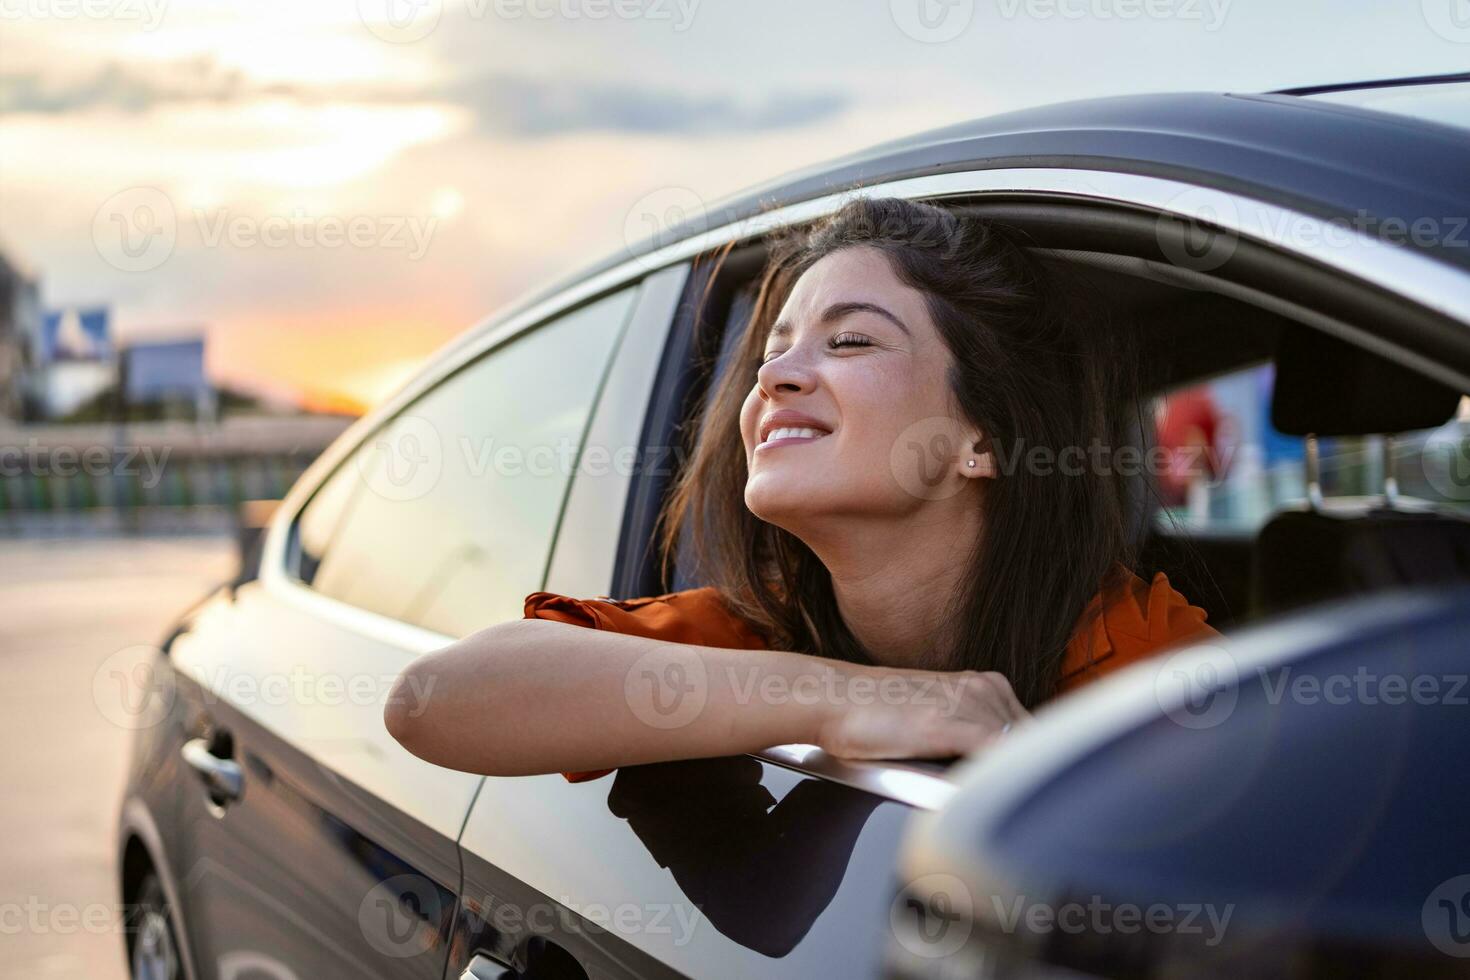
257, 163, 1469, 810
257, 278, 648, 655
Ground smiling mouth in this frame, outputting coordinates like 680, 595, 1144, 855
756, 426, 831, 451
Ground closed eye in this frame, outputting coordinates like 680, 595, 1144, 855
830, 332, 873, 350
760, 332, 874, 364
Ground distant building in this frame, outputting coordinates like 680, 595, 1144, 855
0, 249, 42, 419
28, 306, 118, 418
123, 335, 216, 420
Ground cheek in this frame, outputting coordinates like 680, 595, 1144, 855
739, 386, 761, 451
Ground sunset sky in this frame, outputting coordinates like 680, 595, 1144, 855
2, 1, 1465, 412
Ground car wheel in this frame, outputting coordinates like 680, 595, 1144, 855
130, 872, 181, 980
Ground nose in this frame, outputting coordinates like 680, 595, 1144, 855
755, 347, 815, 399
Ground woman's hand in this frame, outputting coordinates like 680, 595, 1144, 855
813, 668, 1032, 762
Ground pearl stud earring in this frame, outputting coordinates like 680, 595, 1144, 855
967, 459, 976, 468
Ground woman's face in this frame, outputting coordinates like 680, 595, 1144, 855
740, 246, 985, 528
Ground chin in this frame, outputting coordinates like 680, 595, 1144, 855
744, 475, 821, 529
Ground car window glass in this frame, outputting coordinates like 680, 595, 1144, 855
1154, 361, 1470, 534
293, 286, 638, 635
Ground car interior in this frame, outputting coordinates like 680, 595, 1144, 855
614, 195, 1470, 642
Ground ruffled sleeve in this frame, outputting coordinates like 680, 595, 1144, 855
523, 587, 768, 783
523, 588, 767, 650
1056, 570, 1218, 696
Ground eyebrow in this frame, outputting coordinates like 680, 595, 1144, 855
769, 300, 911, 341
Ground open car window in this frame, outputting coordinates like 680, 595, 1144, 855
1154, 363, 1470, 537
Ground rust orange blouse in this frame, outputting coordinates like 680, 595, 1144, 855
523, 568, 1218, 782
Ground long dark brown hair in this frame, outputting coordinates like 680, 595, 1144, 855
661, 195, 1144, 708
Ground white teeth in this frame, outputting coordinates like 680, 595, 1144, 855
764, 426, 824, 443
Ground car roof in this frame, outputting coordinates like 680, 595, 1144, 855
502, 74, 1470, 329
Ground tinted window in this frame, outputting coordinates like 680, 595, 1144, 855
292, 286, 638, 635
1154, 361, 1470, 534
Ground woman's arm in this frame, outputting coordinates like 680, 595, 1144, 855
384, 618, 1029, 776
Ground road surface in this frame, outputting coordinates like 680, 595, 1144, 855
0, 533, 236, 980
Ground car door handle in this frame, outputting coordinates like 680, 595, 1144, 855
182, 738, 244, 804
458, 953, 517, 980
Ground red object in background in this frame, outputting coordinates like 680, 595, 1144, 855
1156, 386, 1221, 507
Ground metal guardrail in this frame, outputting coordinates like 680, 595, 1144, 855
0, 416, 352, 523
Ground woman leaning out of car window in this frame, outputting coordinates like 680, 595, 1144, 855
384, 196, 1219, 782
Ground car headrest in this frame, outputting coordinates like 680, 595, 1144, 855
1271, 327, 1461, 437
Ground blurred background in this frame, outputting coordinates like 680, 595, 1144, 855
2, 1, 1468, 975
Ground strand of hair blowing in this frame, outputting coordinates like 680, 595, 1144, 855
661, 196, 1141, 709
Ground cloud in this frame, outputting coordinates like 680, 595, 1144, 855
0, 59, 848, 137
447, 75, 849, 136
0, 60, 257, 115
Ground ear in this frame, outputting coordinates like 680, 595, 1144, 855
959, 432, 997, 480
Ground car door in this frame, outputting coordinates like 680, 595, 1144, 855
166, 283, 640, 979
436, 262, 956, 980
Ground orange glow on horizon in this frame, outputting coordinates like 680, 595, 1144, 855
208, 304, 468, 414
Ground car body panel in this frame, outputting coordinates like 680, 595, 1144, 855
117, 76, 1470, 980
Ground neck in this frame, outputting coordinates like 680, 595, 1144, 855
796, 495, 983, 670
